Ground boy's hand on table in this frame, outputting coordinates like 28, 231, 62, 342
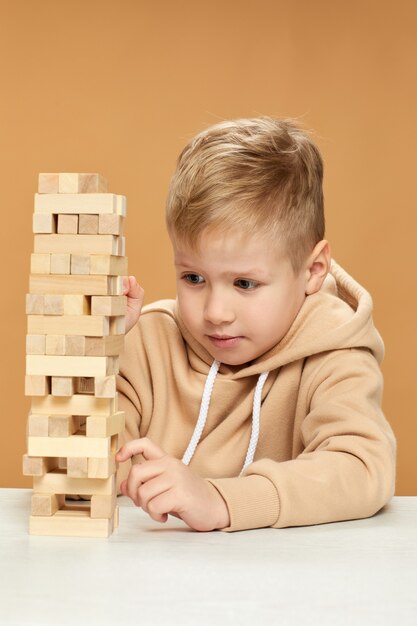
116, 438, 230, 531
122, 276, 144, 334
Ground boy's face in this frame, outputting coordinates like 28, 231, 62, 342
173, 229, 310, 366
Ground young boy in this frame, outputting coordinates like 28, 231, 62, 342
115, 117, 396, 532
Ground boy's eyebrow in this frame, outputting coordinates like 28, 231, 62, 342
175, 260, 271, 279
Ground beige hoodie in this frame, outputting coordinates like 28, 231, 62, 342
117, 260, 396, 531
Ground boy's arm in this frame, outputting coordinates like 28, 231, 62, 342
207, 348, 396, 531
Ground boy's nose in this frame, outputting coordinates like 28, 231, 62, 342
204, 292, 235, 326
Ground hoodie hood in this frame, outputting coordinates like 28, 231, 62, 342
175, 259, 384, 379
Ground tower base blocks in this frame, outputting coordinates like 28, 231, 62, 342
23, 173, 127, 538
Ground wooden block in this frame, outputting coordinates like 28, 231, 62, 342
65, 335, 85, 356
110, 275, 124, 295
109, 316, 126, 335
50, 253, 71, 274
23, 454, 58, 476
114, 505, 119, 529
76, 377, 95, 394
30, 274, 114, 296
86, 411, 125, 437
67, 457, 88, 477
98, 214, 124, 235
31, 493, 65, 516
45, 335, 65, 355
28, 413, 49, 436
29, 509, 116, 537
71, 254, 90, 274
88, 456, 117, 479
31, 253, 51, 274
84, 335, 124, 356
117, 237, 126, 256
26, 355, 118, 377
51, 376, 75, 396
27, 314, 109, 336
26, 294, 44, 315
28, 434, 111, 458
34, 193, 125, 216
78, 214, 99, 234
49, 414, 79, 437
38, 173, 59, 193
25, 374, 50, 396
91, 491, 117, 519
35, 234, 121, 256
63, 295, 90, 315
89, 255, 128, 276
32, 394, 117, 417
34, 471, 114, 495
91, 295, 127, 316
26, 335, 46, 355
94, 375, 117, 398
33, 213, 56, 233
58, 173, 108, 194
57, 214, 79, 234
44, 295, 64, 315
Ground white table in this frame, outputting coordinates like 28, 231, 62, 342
0, 490, 416, 626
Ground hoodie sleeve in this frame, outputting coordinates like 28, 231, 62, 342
208, 348, 396, 531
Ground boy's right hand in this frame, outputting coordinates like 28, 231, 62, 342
123, 276, 144, 334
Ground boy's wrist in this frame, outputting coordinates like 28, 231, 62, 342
207, 481, 230, 529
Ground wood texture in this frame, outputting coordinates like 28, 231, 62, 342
28, 314, 109, 336
34, 193, 125, 215
31, 394, 117, 416
34, 234, 121, 256
28, 434, 112, 458
29, 274, 115, 296
26, 354, 118, 377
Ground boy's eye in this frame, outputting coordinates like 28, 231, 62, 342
235, 278, 258, 290
183, 273, 205, 284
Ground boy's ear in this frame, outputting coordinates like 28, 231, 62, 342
305, 240, 331, 295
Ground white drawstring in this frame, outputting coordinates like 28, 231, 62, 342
182, 360, 221, 466
182, 360, 270, 474
240, 371, 269, 475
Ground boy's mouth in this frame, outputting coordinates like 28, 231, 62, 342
207, 335, 243, 348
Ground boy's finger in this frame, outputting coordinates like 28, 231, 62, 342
116, 437, 166, 462
123, 275, 144, 300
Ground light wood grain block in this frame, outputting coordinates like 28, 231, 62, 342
63, 295, 91, 315
109, 316, 126, 335
45, 335, 65, 355
65, 335, 85, 356
34, 193, 125, 215
22, 454, 58, 476
58, 173, 108, 194
51, 376, 75, 396
27, 314, 109, 336
94, 375, 117, 398
31, 253, 51, 274
91, 491, 117, 519
38, 173, 59, 193
86, 411, 125, 437
33, 213, 56, 233
28, 413, 49, 436
78, 214, 99, 234
76, 377, 95, 394
91, 295, 127, 316
71, 254, 90, 274
67, 457, 88, 477
26, 294, 44, 315
35, 234, 121, 256
117, 236, 126, 256
31, 394, 117, 417
88, 456, 117, 479
44, 295, 64, 315
26, 335, 46, 355
57, 214, 78, 234
31, 493, 65, 516
89, 255, 128, 275
84, 335, 124, 356
26, 354, 118, 377
50, 253, 71, 274
28, 434, 112, 458
25, 375, 50, 396
98, 214, 124, 235
110, 275, 124, 295
29, 507, 118, 537
34, 471, 114, 495
30, 274, 114, 296
49, 414, 79, 437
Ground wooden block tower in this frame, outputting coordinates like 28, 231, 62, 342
23, 173, 127, 538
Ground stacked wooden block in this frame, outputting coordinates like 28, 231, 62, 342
23, 173, 127, 538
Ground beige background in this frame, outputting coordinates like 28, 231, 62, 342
0, 0, 415, 493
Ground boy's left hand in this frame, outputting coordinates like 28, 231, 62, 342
116, 438, 230, 531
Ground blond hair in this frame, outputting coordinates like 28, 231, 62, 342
166, 117, 324, 273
